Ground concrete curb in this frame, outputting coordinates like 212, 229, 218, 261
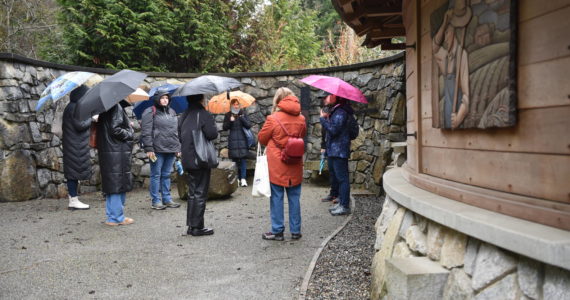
298, 195, 356, 300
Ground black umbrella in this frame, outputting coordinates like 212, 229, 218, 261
171, 75, 242, 97
74, 70, 147, 120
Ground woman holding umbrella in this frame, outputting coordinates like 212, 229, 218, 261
62, 85, 92, 210
222, 98, 252, 187
140, 89, 182, 210
178, 94, 219, 236
97, 98, 137, 226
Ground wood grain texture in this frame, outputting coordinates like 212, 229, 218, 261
518, 56, 570, 109
421, 147, 570, 203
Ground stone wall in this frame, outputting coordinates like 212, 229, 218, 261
0, 52, 405, 201
370, 195, 570, 300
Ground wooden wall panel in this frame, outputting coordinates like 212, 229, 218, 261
420, 0, 448, 36
520, 0, 570, 22
519, 5, 570, 66
406, 138, 418, 172
421, 106, 570, 154
407, 98, 416, 122
406, 70, 417, 100
518, 56, 570, 109
421, 147, 570, 203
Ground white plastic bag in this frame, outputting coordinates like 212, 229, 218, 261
252, 143, 271, 198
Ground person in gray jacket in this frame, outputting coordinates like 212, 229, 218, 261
140, 90, 182, 210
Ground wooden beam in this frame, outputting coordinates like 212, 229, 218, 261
343, 1, 402, 25
369, 27, 406, 40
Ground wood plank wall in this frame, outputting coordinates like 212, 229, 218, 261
403, 0, 570, 229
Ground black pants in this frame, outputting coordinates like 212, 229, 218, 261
186, 168, 211, 229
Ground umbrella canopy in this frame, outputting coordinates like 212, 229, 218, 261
126, 88, 150, 103
300, 75, 368, 104
171, 75, 241, 97
35, 71, 103, 111
132, 84, 188, 119
207, 91, 256, 114
74, 70, 147, 120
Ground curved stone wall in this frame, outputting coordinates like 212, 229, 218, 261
0, 52, 405, 201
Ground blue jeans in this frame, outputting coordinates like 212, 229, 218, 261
329, 157, 350, 208
106, 193, 126, 223
150, 153, 176, 205
327, 156, 339, 198
233, 158, 247, 180
67, 179, 78, 197
269, 183, 302, 234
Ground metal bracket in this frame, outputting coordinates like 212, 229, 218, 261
405, 43, 416, 50
406, 131, 417, 139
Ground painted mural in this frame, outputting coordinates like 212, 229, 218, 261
430, 0, 516, 129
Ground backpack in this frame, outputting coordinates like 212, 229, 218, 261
348, 113, 359, 140
274, 116, 304, 164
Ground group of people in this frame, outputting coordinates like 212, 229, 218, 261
61, 85, 357, 240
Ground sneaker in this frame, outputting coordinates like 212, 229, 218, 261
291, 233, 302, 240
328, 203, 341, 212
164, 201, 181, 208
262, 232, 284, 241
240, 179, 248, 187
330, 206, 351, 216
151, 203, 166, 210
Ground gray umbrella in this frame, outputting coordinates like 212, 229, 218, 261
171, 75, 242, 97
74, 69, 147, 120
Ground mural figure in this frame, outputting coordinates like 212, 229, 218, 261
431, 0, 517, 129
432, 0, 471, 129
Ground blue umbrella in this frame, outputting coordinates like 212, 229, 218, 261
36, 71, 102, 111
132, 84, 187, 119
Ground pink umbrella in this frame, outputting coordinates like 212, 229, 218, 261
300, 75, 368, 104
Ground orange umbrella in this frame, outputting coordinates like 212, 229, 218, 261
208, 91, 256, 114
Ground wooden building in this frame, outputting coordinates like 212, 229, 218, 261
333, 0, 570, 298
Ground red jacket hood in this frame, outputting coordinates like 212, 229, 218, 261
278, 95, 301, 115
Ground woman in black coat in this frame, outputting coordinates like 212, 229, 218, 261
178, 94, 218, 236
62, 85, 92, 210
96, 100, 135, 226
222, 99, 252, 187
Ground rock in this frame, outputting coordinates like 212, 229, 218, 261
343, 71, 359, 82
443, 269, 474, 300
0, 150, 40, 201
393, 241, 413, 258
29, 122, 42, 143
415, 214, 427, 233
517, 257, 542, 300
36, 168, 51, 188
35, 147, 63, 171
440, 229, 467, 269
354, 172, 366, 184
471, 244, 517, 291
220, 148, 229, 158
0, 119, 31, 148
372, 156, 387, 186
255, 77, 277, 89
56, 183, 68, 198
208, 161, 238, 198
371, 207, 406, 300
398, 210, 414, 239
543, 265, 570, 299
388, 92, 406, 126
427, 222, 445, 261
356, 73, 373, 87
0, 63, 23, 79
356, 160, 370, 172
140, 164, 151, 177
464, 238, 481, 276
405, 225, 427, 255
474, 273, 520, 300
385, 257, 449, 300
376, 195, 398, 234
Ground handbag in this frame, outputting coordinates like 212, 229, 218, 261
89, 122, 97, 148
192, 112, 219, 168
242, 127, 255, 148
252, 143, 271, 198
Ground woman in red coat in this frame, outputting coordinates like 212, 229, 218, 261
258, 87, 307, 241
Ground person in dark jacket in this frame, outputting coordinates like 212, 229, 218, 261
222, 99, 252, 187
97, 99, 135, 226
140, 90, 182, 210
319, 95, 338, 204
178, 94, 218, 236
320, 94, 354, 216
62, 85, 91, 210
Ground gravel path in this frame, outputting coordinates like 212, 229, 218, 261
305, 194, 384, 299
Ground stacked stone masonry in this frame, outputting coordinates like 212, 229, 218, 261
371, 196, 570, 300
0, 53, 405, 201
